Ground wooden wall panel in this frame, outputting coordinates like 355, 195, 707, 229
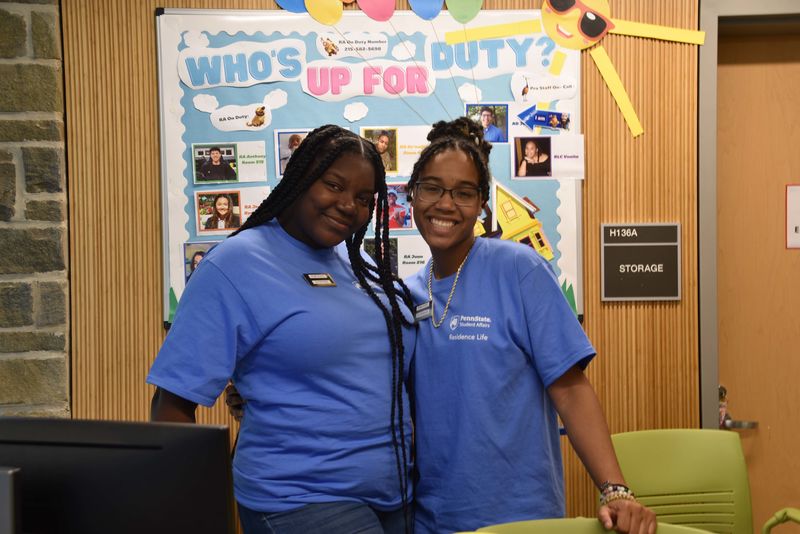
63, 0, 699, 520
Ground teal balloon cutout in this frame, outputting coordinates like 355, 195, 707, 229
409, 0, 444, 20
445, 0, 482, 24
275, 0, 307, 13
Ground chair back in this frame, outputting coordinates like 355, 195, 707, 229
475, 517, 709, 533
612, 429, 753, 534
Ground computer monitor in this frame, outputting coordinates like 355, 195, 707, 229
0, 418, 235, 534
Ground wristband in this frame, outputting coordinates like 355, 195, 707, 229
599, 482, 637, 506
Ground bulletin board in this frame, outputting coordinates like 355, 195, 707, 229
156, 8, 586, 324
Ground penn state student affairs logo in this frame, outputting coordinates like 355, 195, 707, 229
449, 316, 459, 330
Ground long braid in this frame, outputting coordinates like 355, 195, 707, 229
230, 124, 415, 533
345, 136, 414, 533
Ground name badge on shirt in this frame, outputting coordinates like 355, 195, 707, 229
303, 273, 336, 287
414, 301, 432, 323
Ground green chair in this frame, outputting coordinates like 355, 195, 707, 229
611, 429, 799, 534
474, 517, 708, 533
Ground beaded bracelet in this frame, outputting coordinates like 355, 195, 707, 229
599, 482, 637, 506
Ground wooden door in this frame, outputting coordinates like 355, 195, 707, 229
717, 32, 800, 532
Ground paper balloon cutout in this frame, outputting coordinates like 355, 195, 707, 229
445, 0, 483, 24
409, 0, 444, 20
275, 0, 307, 13
357, 0, 395, 22
305, 0, 343, 25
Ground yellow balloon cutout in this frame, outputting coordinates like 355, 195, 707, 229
305, 0, 343, 26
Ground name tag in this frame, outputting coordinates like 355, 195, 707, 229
414, 301, 432, 323
303, 273, 336, 287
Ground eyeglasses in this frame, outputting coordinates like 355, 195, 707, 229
415, 182, 481, 206
546, 0, 615, 40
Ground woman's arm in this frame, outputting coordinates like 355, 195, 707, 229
518, 160, 527, 175
150, 387, 198, 423
548, 365, 656, 534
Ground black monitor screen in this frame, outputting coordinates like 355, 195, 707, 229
0, 418, 235, 534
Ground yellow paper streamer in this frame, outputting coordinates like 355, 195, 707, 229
548, 50, 566, 76
444, 19, 542, 44
610, 18, 706, 45
589, 45, 643, 137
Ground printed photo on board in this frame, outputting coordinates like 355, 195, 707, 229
514, 137, 552, 178
196, 191, 241, 233
467, 103, 508, 143
362, 127, 398, 173
386, 183, 412, 230
193, 144, 238, 183
275, 129, 311, 178
183, 242, 218, 281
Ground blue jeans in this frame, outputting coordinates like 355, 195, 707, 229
238, 501, 409, 534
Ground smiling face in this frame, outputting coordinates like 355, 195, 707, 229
376, 134, 390, 154
525, 140, 538, 159
412, 149, 485, 272
480, 110, 494, 128
209, 149, 222, 164
214, 196, 230, 218
542, 0, 613, 50
279, 152, 376, 249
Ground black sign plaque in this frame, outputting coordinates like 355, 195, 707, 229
601, 224, 680, 301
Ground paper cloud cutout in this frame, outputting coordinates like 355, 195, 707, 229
193, 94, 219, 113
183, 31, 209, 49
458, 82, 482, 103
391, 42, 417, 61
264, 89, 288, 110
344, 102, 369, 122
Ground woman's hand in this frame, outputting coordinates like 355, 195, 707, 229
597, 499, 657, 534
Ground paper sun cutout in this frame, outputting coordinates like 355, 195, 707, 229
446, 0, 705, 137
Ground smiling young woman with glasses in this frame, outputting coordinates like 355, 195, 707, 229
404, 117, 656, 534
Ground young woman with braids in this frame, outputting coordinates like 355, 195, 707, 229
405, 117, 657, 534
147, 125, 415, 534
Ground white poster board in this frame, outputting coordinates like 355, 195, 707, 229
157, 8, 585, 323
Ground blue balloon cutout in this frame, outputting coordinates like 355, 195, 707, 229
275, 0, 307, 13
409, 0, 444, 20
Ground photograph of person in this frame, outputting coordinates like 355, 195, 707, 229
466, 104, 508, 143
197, 191, 241, 232
386, 183, 412, 230
276, 130, 310, 177
515, 137, 552, 177
194, 144, 238, 183
183, 242, 217, 281
362, 128, 397, 173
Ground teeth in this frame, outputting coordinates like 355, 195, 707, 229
431, 218, 455, 228
557, 24, 572, 38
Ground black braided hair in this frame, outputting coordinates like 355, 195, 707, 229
406, 116, 492, 202
230, 124, 415, 532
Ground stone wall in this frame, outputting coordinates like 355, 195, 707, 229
0, 0, 68, 417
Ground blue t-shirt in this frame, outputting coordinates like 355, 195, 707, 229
407, 238, 595, 533
483, 123, 505, 142
147, 220, 415, 513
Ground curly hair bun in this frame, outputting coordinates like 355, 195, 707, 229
426, 117, 492, 161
